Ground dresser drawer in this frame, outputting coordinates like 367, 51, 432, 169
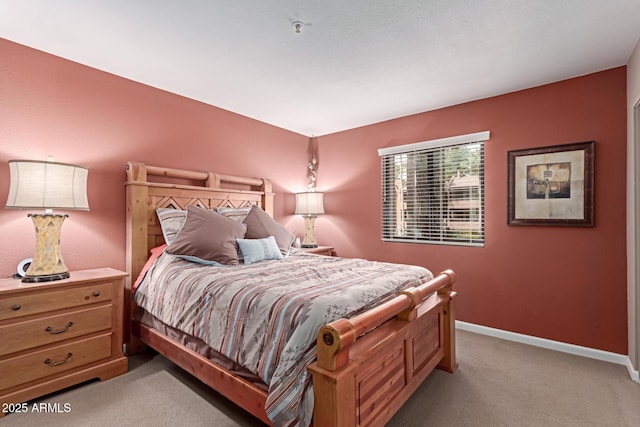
0, 333, 112, 391
0, 305, 112, 357
0, 282, 113, 321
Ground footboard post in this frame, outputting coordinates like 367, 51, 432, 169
437, 288, 458, 373
308, 318, 359, 426
308, 363, 358, 427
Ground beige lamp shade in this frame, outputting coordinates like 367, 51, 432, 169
295, 191, 324, 216
6, 160, 89, 210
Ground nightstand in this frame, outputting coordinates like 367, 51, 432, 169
302, 246, 335, 256
0, 268, 128, 416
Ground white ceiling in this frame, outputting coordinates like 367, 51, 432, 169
1, 1, 639, 136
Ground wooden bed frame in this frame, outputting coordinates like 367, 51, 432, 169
125, 161, 457, 427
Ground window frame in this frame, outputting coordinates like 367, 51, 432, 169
378, 131, 489, 247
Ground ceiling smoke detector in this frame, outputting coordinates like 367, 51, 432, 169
292, 21, 304, 34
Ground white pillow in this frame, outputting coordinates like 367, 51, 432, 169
237, 236, 284, 265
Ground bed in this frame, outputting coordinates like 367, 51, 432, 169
124, 161, 457, 427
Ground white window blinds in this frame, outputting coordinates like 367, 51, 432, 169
378, 131, 489, 246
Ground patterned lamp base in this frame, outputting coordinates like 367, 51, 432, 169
22, 214, 70, 283
301, 215, 318, 248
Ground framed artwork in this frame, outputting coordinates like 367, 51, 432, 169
507, 141, 595, 226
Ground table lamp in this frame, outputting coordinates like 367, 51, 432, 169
295, 191, 324, 248
5, 160, 89, 282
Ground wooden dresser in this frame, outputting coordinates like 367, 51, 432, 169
0, 268, 128, 416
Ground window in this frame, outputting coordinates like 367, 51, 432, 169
378, 131, 489, 247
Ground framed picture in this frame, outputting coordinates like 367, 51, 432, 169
507, 141, 595, 226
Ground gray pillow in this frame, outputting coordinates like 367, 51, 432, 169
243, 205, 295, 255
166, 205, 247, 265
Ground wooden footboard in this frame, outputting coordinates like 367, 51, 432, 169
308, 270, 457, 427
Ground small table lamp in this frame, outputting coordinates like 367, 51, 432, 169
295, 191, 324, 248
5, 160, 89, 282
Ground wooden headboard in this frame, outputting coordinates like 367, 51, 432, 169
124, 162, 274, 346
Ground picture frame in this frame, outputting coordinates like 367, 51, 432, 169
507, 141, 595, 227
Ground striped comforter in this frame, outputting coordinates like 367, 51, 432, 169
134, 249, 432, 427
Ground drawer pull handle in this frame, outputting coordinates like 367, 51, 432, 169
92, 291, 101, 297
11, 304, 21, 311
45, 322, 74, 334
44, 352, 72, 367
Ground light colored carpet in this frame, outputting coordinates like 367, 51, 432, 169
2, 330, 639, 426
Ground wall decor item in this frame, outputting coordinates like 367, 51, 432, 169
306, 136, 319, 190
507, 141, 595, 226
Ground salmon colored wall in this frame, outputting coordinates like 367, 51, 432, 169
0, 38, 628, 354
0, 39, 308, 278
316, 67, 628, 354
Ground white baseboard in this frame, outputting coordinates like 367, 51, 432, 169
626, 358, 640, 383
455, 320, 640, 383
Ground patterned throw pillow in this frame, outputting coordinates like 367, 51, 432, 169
156, 208, 187, 244
216, 206, 252, 223
237, 236, 284, 265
